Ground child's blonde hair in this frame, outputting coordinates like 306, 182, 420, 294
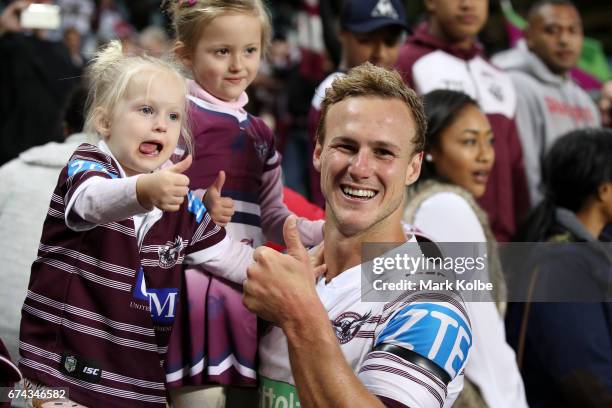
84, 40, 193, 155
165, 0, 272, 57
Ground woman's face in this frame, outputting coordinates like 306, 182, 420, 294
430, 104, 494, 197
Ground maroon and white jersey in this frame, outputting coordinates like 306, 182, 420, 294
19, 143, 228, 407
259, 256, 472, 408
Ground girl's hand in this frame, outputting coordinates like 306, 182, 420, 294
203, 171, 235, 226
136, 155, 192, 212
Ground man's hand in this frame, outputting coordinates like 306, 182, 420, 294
0, 0, 31, 33
203, 170, 235, 226
243, 216, 324, 330
136, 155, 192, 212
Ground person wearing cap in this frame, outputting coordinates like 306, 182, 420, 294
307, 0, 410, 208
395, 0, 530, 244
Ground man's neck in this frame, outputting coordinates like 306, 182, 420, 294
428, 20, 476, 50
322, 219, 407, 282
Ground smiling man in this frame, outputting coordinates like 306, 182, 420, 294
244, 63, 472, 408
493, 0, 600, 205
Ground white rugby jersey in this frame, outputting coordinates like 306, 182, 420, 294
259, 253, 472, 407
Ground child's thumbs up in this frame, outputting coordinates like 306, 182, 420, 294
204, 170, 234, 227
169, 155, 193, 174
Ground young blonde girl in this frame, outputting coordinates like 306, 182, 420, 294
18, 41, 253, 408
163, 0, 324, 392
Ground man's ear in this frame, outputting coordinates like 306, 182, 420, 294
94, 108, 111, 138
598, 182, 612, 202
405, 151, 423, 186
173, 40, 192, 68
313, 139, 323, 173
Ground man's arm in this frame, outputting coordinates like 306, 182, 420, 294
244, 216, 388, 407
285, 300, 388, 407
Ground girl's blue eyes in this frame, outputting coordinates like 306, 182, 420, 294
139, 106, 180, 121
215, 47, 259, 55
141, 106, 153, 115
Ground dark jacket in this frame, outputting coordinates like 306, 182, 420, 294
505, 208, 612, 408
0, 33, 81, 164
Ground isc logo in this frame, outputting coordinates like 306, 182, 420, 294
83, 366, 100, 376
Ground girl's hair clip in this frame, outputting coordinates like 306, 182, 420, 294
179, 0, 198, 6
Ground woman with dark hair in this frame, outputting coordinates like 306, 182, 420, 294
404, 89, 528, 408
507, 128, 612, 407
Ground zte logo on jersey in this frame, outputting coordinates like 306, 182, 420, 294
378, 303, 472, 379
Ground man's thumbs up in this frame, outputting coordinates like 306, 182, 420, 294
283, 216, 308, 264
204, 170, 235, 226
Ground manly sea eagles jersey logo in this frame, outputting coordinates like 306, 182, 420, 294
332, 311, 372, 344
158, 236, 185, 268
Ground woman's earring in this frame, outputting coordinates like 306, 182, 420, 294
425, 153, 433, 162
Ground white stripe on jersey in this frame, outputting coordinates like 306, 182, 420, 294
20, 358, 166, 403
19, 341, 165, 390
166, 353, 257, 383
208, 353, 257, 379
38, 244, 135, 277
51, 193, 64, 205
26, 290, 155, 336
36, 258, 131, 292
22, 305, 159, 352
47, 208, 64, 219
141, 240, 188, 253
233, 199, 261, 216
101, 222, 135, 237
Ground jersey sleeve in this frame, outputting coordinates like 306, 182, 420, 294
62, 143, 122, 230
183, 191, 254, 284
358, 298, 472, 408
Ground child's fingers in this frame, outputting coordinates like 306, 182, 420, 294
220, 197, 234, 209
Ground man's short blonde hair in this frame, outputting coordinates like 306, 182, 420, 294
316, 63, 426, 154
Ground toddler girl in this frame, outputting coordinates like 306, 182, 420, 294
18, 41, 252, 408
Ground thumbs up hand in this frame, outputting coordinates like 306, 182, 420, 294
243, 216, 324, 328
203, 171, 235, 226
136, 155, 192, 212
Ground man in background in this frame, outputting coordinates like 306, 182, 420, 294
493, 0, 600, 205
